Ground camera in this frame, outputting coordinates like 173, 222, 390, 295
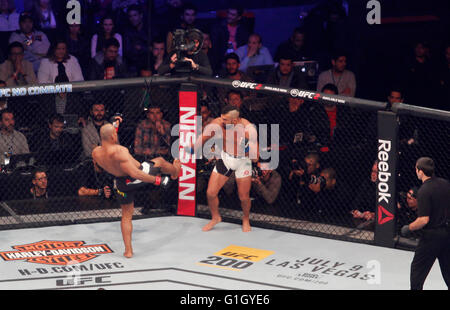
291, 160, 307, 171
309, 174, 327, 190
252, 165, 263, 178
172, 28, 203, 73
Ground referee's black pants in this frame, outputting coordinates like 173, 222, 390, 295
410, 227, 450, 290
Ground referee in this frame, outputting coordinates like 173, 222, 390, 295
401, 157, 450, 290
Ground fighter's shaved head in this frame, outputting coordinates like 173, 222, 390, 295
100, 123, 116, 141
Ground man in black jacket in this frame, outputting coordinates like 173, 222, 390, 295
210, 6, 251, 66
401, 157, 450, 290
31, 114, 81, 166
89, 38, 127, 81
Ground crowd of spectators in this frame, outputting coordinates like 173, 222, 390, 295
0, 0, 448, 233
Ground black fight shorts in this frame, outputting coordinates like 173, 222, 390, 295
114, 161, 161, 205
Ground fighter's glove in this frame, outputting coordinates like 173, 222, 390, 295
155, 175, 171, 191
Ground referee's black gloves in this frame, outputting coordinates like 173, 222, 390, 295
401, 225, 412, 237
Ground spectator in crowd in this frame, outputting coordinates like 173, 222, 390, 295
318, 83, 344, 149
274, 27, 311, 63
403, 41, 439, 109
30, 166, 49, 199
88, 0, 113, 25
134, 104, 171, 160
0, 109, 30, 162
390, 88, 418, 147
150, 37, 165, 75
0, 41, 37, 86
211, 5, 251, 64
112, 0, 145, 29
235, 33, 274, 73
37, 39, 84, 84
91, 15, 123, 58
31, 0, 60, 31
251, 161, 282, 205
0, 0, 20, 31
153, 0, 185, 39
219, 52, 252, 81
31, 113, 81, 166
0, 80, 7, 111
81, 102, 109, 159
166, 2, 198, 54
350, 160, 377, 229
202, 31, 220, 76
65, 23, 90, 78
123, 4, 149, 75
77, 160, 114, 199
266, 52, 308, 89
316, 52, 356, 97
89, 37, 127, 80
9, 13, 50, 73
200, 102, 214, 130
225, 89, 250, 121
276, 87, 329, 165
158, 29, 212, 76
397, 186, 419, 229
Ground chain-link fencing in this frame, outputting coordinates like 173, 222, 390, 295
0, 75, 448, 250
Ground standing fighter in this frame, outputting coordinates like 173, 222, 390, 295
92, 122, 181, 258
401, 157, 450, 290
195, 105, 258, 232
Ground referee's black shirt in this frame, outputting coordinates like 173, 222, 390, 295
417, 177, 450, 230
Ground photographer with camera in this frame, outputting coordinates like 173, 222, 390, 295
289, 152, 321, 210
251, 161, 282, 206
397, 186, 419, 229
307, 167, 349, 225
158, 28, 212, 76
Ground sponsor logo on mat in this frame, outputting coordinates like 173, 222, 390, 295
0, 240, 113, 266
197, 245, 274, 271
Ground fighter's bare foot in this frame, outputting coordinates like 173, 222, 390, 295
123, 251, 133, 258
242, 219, 251, 232
202, 217, 222, 231
171, 159, 181, 180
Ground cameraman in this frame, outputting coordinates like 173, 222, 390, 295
251, 162, 282, 205
158, 30, 212, 76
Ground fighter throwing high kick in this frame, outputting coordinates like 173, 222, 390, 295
92, 122, 181, 258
